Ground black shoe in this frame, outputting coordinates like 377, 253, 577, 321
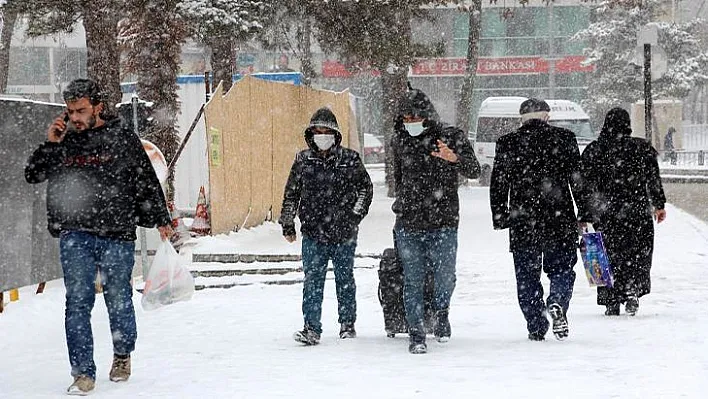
339, 323, 356, 339
548, 303, 569, 341
293, 326, 320, 345
605, 303, 620, 316
433, 310, 451, 343
528, 331, 546, 341
408, 329, 427, 354
625, 295, 639, 316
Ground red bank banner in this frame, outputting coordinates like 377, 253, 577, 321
321, 60, 381, 78
411, 56, 594, 76
321, 56, 593, 78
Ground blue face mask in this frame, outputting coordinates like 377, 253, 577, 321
404, 122, 425, 137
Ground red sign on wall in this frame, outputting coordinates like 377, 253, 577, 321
321, 60, 381, 78
321, 56, 593, 78
411, 56, 594, 76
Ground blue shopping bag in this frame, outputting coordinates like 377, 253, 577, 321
580, 231, 614, 288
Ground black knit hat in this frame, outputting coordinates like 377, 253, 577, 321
307, 107, 340, 133
519, 98, 550, 115
398, 87, 439, 121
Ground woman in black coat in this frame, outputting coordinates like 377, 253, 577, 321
580, 108, 666, 316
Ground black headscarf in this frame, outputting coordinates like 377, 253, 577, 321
599, 107, 632, 145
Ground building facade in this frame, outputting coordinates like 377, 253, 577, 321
410, 1, 593, 127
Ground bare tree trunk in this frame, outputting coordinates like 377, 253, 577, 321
382, 68, 407, 198
704, 86, 708, 124
84, 0, 121, 115
0, 3, 19, 93
455, 0, 482, 133
129, 0, 185, 202
297, 3, 315, 87
208, 35, 233, 94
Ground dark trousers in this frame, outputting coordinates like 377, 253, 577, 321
512, 245, 577, 334
301, 237, 357, 334
395, 227, 457, 333
60, 231, 137, 380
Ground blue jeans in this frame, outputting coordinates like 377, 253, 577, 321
512, 245, 577, 335
301, 237, 357, 334
60, 231, 137, 380
395, 227, 458, 333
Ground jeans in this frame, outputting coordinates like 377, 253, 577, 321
301, 237, 357, 334
512, 244, 577, 334
395, 227, 458, 333
60, 231, 137, 380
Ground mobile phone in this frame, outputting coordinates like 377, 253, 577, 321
54, 113, 69, 139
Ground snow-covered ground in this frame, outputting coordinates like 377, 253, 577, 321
2, 169, 707, 398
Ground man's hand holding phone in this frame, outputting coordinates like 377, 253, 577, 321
48, 113, 69, 143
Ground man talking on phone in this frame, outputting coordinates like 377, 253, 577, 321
24, 78, 173, 395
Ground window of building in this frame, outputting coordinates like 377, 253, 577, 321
8, 47, 50, 86
453, 6, 590, 58
54, 48, 88, 84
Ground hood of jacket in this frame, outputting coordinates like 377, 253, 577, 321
304, 107, 343, 152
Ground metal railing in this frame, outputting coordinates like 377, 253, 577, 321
682, 124, 708, 151
658, 150, 707, 168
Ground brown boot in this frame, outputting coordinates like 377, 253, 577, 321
109, 354, 131, 382
67, 375, 95, 396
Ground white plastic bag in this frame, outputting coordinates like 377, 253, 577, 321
141, 240, 195, 311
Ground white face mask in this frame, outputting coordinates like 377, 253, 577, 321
313, 134, 336, 151
404, 122, 425, 137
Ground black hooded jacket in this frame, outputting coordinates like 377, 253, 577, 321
392, 118, 480, 232
279, 108, 373, 243
580, 107, 666, 223
490, 118, 585, 251
579, 107, 665, 301
25, 117, 171, 241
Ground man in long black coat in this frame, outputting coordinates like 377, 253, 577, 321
489, 98, 586, 341
579, 107, 666, 316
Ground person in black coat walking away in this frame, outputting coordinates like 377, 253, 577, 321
24, 79, 173, 395
489, 98, 586, 342
279, 107, 373, 346
392, 87, 480, 354
579, 107, 666, 316
663, 126, 677, 164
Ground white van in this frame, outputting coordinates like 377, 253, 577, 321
473, 96, 596, 185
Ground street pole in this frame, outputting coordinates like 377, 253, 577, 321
547, 0, 556, 99
132, 94, 150, 280
204, 71, 211, 102
644, 43, 653, 145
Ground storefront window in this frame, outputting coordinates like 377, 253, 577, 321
454, 6, 590, 57
8, 48, 50, 86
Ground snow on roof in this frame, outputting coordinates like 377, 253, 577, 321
0, 96, 63, 107
478, 96, 589, 120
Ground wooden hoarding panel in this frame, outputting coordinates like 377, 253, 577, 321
204, 83, 227, 234
271, 83, 309, 221
247, 77, 274, 228
205, 77, 357, 234
224, 77, 252, 232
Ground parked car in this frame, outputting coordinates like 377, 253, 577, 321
363, 133, 385, 163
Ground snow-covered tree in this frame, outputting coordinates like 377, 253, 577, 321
573, 0, 708, 127
258, 0, 317, 86
178, 0, 266, 93
307, 0, 449, 195
19, 0, 122, 110
0, 0, 20, 93
121, 0, 189, 202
